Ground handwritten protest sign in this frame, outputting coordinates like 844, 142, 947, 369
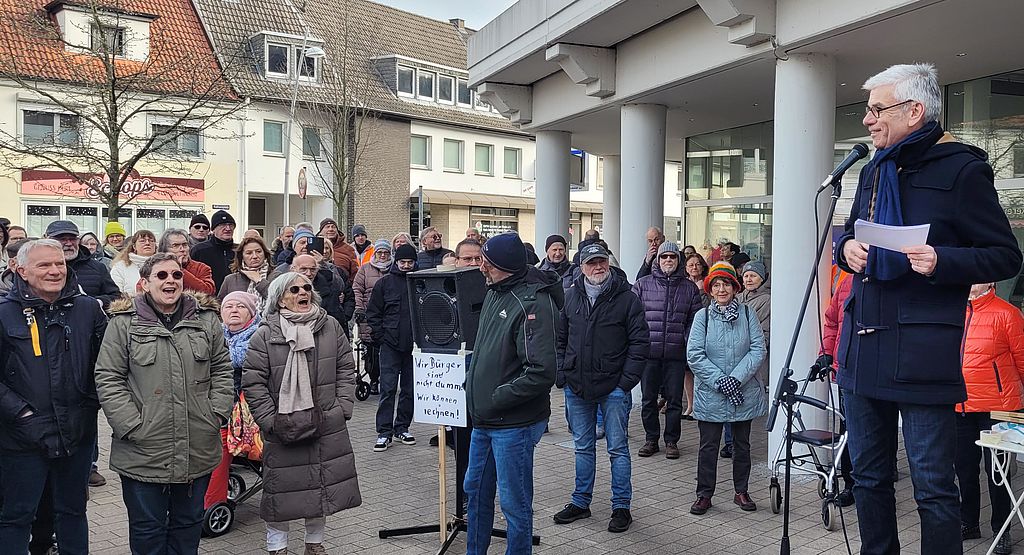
413, 351, 467, 427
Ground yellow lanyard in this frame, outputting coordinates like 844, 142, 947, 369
24, 309, 41, 357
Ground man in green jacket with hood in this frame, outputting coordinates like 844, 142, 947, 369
464, 232, 563, 555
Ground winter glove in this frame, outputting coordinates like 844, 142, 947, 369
809, 354, 833, 382
715, 376, 744, 407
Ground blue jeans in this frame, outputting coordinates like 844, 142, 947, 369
723, 423, 733, 445
121, 474, 211, 555
842, 389, 961, 555
564, 387, 632, 510
0, 430, 94, 555
464, 420, 547, 555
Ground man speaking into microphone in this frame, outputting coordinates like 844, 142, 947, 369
835, 63, 1021, 554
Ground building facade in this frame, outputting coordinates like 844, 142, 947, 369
0, 0, 239, 238
468, 0, 1024, 446
193, 0, 606, 249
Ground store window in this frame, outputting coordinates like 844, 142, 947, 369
136, 209, 168, 235
66, 206, 99, 237
686, 203, 773, 269
591, 213, 603, 237
410, 135, 430, 168
568, 211, 582, 249
471, 207, 517, 237
947, 71, 1024, 180
685, 121, 773, 201
443, 139, 463, 172
25, 205, 60, 237
264, 120, 284, 154
503, 147, 521, 178
475, 144, 493, 175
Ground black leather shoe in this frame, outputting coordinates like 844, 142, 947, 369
720, 443, 733, 459
961, 524, 982, 540
608, 508, 632, 533
836, 487, 854, 507
553, 503, 591, 524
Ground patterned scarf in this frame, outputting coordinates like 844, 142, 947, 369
864, 120, 941, 280
224, 314, 261, 369
710, 298, 741, 322
242, 261, 269, 312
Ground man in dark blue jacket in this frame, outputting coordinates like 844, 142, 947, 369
366, 243, 419, 452
45, 220, 119, 309
0, 239, 107, 555
836, 63, 1022, 555
554, 243, 648, 533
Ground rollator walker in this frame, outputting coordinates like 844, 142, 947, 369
768, 360, 848, 531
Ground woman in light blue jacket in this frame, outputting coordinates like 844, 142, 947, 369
686, 262, 767, 516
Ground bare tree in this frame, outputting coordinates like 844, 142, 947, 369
299, 0, 383, 230
0, 0, 245, 221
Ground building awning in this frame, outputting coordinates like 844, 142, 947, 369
419, 189, 602, 214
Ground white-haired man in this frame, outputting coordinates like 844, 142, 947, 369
835, 63, 1022, 554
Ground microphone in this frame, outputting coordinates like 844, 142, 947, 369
817, 143, 869, 193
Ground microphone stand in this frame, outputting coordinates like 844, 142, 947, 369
765, 168, 848, 555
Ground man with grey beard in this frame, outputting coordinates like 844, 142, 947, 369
554, 243, 648, 533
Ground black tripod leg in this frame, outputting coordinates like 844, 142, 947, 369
378, 524, 441, 539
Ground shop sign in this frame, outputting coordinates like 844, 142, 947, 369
20, 169, 205, 202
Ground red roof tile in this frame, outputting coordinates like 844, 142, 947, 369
0, 0, 235, 100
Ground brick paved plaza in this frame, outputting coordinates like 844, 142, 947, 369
83, 393, 1017, 554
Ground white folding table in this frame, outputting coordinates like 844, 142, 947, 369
976, 439, 1024, 555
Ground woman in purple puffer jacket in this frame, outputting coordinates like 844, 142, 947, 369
631, 242, 706, 459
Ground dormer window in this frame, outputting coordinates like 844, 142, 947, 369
266, 43, 289, 77
397, 65, 414, 96
263, 42, 319, 81
90, 24, 125, 56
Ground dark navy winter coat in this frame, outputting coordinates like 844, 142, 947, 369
68, 245, 120, 308
365, 262, 417, 352
632, 265, 704, 361
835, 126, 1023, 405
0, 275, 106, 456
556, 270, 649, 400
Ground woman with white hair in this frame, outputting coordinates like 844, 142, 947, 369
242, 272, 361, 555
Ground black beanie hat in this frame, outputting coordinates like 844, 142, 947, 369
394, 243, 417, 261
190, 213, 210, 228
482, 232, 527, 273
210, 210, 235, 230
544, 234, 567, 251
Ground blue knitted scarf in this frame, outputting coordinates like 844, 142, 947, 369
224, 314, 261, 369
864, 120, 940, 280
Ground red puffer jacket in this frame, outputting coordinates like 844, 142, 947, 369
961, 290, 1024, 413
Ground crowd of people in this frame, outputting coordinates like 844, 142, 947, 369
2, 63, 1024, 555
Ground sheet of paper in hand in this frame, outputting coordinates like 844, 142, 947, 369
854, 220, 931, 252
413, 350, 467, 427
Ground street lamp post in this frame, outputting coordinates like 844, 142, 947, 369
282, 43, 325, 230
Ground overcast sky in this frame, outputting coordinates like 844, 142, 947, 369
372, 0, 518, 29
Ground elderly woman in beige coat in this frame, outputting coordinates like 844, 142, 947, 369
243, 272, 361, 555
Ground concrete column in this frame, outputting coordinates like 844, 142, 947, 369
619, 104, 667, 277
768, 53, 836, 455
601, 155, 621, 256
534, 131, 571, 248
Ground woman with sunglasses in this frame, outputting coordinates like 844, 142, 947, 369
95, 252, 234, 554
109, 229, 158, 296
243, 272, 361, 555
